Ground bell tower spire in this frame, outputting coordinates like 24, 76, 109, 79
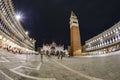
70, 11, 79, 28
71, 11, 76, 16
69, 11, 82, 56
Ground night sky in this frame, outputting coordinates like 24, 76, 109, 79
13, 0, 120, 48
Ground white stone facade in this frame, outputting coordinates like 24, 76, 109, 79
0, 0, 36, 54
41, 42, 66, 55
85, 21, 120, 55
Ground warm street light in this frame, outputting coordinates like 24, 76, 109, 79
0, 35, 2, 39
25, 31, 29, 35
15, 12, 23, 21
3, 38, 6, 41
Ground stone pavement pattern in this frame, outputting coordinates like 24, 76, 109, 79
0, 49, 120, 80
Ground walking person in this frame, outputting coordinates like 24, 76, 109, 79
48, 51, 51, 58
40, 50, 44, 63
40, 49, 45, 63
46, 50, 49, 57
57, 51, 61, 59
58, 51, 64, 60
60, 51, 64, 60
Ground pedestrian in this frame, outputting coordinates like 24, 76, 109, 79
41, 51, 43, 63
48, 51, 51, 57
58, 51, 61, 59
60, 51, 64, 60
46, 50, 49, 56
58, 51, 64, 60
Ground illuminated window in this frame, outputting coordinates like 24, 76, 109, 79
113, 29, 116, 32
118, 27, 120, 29
0, 35, 2, 39
110, 32, 112, 35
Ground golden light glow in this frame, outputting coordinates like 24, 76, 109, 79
0, 35, 2, 39
3, 38, 6, 41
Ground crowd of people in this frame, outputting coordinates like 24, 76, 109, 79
0, 44, 35, 55
40, 50, 67, 61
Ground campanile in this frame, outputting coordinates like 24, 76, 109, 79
70, 11, 82, 56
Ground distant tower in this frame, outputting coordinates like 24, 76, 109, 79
70, 11, 82, 56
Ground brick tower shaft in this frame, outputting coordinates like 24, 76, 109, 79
70, 11, 82, 56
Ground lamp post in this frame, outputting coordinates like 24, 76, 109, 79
25, 31, 29, 35
15, 12, 23, 21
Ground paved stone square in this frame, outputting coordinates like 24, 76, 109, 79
0, 49, 120, 80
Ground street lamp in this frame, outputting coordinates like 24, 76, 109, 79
0, 35, 2, 39
25, 31, 29, 35
3, 38, 6, 41
15, 12, 23, 21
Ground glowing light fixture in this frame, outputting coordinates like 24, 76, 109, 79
15, 12, 23, 21
0, 35, 2, 39
25, 31, 29, 35
3, 38, 6, 41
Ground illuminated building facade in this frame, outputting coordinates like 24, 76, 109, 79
0, 0, 36, 54
41, 42, 65, 55
70, 11, 82, 56
85, 21, 120, 55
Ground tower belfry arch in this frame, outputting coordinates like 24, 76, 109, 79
70, 11, 82, 56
